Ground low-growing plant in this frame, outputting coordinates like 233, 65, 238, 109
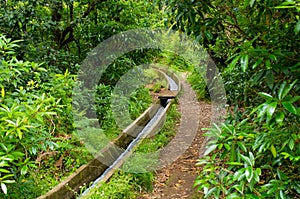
0, 34, 86, 196
195, 80, 300, 198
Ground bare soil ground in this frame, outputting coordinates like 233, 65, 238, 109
138, 77, 212, 199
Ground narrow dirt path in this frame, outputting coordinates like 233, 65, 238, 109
139, 76, 212, 199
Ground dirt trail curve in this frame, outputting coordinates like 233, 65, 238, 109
139, 74, 212, 199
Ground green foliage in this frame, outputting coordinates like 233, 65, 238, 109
187, 68, 209, 100
0, 0, 166, 197
195, 81, 299, 198
0, 34, 83, 196
159, 0, 300, 198
128, 87, 152, 119
0, 0, 164, 72
85, 172, 137, 199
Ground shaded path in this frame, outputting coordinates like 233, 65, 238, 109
139, 75, 212, 199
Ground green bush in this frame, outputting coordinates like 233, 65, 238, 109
0, 35, 76, 195
195, 80, 300, 198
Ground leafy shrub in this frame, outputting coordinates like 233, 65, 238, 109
0, 35, 76, 195
195, 80, 300, 198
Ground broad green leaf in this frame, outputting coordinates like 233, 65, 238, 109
270, 144, 277, 158
1, 183, 7, 194
245, 166, 253, 182
218, 143, 223, 150
283, 95, 300, 103
0, 143, 7, 151
237, 141, 247, 152
240, 54, 249, 72
280, 190, 286, 199
5, 120, 16, 126
1, 87, 4, 98
2, 180, 14, 184
227, 55, 240, 72
250, 0, 255, 7
0, 161, 9, 167
206, 187, 217, 198
267, 101, 277, 121
0, 169, 10, 173
250, 103, 263, 115
249, 152, 255, 166
253, 170, 260, 182
250, 70, 264, 85
282, 102, 297, 114
11, 151, 24, 158
269, 54, 277, 61
281, 80, 297, 100
275, 1, 295, 9
232, 184, 243, 194
230, 144, 236, 161
256, 168, 261, 175
278, 82, 287, 100
234, 170, 244, 180
258, 92, 273, 100
289, 139, 294, 150
257, 103, 268, 118
212, 123, 222, 134
238, 173, 246, 181
240, 154, 252, 166
204, 144, 217, 156
226, 162, 244, 166
21, 165, 28, 175
275, 112, 285, 124
224, 144, 231, 150
17, 129, 22, 139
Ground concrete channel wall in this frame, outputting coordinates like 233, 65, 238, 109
37, 69, 180, 199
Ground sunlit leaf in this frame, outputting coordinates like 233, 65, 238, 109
267, 101, 277, 121
281, 80, 297, 100
237, 141, 247, 152
282, 102, 297, 114
258, 92, 273, 101
226, 162, 244, 166
245, 166, 253, 182
227, 55, 240, 72
240, 54, 249, 72
275, 112, 285, 124
270, 145, 277, 158
204, 144, 217, 156
1, 183, 7, 194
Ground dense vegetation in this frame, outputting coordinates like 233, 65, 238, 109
0, 0, 299, 198
0, 0, 163, 197
157, 0, 300, 198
